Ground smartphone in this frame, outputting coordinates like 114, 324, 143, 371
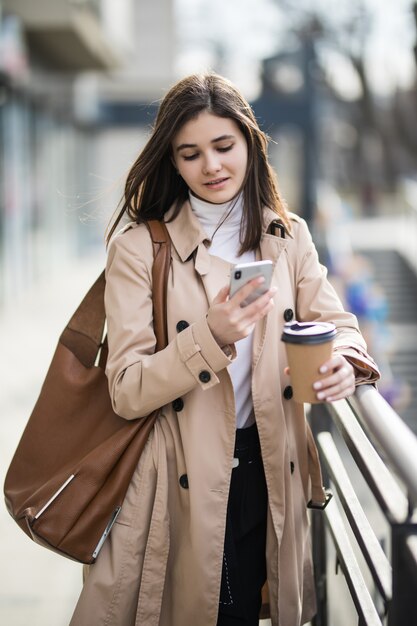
229, 260, 273, 307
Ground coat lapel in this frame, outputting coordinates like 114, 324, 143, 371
165, 201, 233, 306
252, 217, 290, 369
198, 247, 232, 305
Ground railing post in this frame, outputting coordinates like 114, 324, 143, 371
389, 519, 417, 626
310, 404, 332, 626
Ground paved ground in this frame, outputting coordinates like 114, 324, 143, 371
0, 251, 105, 626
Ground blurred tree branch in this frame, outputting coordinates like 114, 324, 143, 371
274, 0, 417, 187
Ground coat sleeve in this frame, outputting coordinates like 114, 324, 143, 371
293, 218, 380, 385
104, 227, 235, 419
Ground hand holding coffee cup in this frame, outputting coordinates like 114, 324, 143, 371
281, 322, 355, 403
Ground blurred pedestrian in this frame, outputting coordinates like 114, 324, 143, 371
70, 73, 379, 626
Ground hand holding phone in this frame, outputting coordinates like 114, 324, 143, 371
229, 260, 273, 307
207, 260, 276, 346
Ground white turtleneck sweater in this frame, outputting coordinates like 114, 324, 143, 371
189, 192, 256, 429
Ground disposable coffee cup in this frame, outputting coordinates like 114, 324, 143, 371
281, 321, 337, 404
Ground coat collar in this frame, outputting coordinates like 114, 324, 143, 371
252, 208, 291, 369
163, 201, 211, 277
164, 202, 292, 271
164, 200, 208, 262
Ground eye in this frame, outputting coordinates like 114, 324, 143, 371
183, 153, 199, 161
217, 144, 233, 153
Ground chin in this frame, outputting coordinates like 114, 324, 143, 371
200, 190, 239, 205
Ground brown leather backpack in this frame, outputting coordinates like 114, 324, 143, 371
3, 220, 171, 564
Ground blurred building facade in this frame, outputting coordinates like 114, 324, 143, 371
0, 0, 176, 308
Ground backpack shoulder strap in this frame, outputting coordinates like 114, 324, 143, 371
146, 220, 171, 352
60, 271, 107, 368
268, 219, 286, 238
60, 221, 171, 367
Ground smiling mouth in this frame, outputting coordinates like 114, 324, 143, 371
204, 177, 229, 186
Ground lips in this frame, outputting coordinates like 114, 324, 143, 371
204, 177, 229, 186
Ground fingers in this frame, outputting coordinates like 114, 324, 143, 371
213, 285, 230, 305
227, 290, 275, 337
208, 279, 276, 347
230, 276, 266, 307
313, 356, 355, 402
228, 276, 276, 326
239, 286, 277, 321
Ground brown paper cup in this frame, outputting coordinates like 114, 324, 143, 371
281, 322, 337, 404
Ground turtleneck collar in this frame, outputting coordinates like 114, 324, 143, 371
189, 191, 244, 241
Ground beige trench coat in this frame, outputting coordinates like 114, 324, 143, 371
70, 202, 379, 626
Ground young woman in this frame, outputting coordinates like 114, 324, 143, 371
70, 73, 379, 626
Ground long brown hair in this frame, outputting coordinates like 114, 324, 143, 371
106, 72, 289, 252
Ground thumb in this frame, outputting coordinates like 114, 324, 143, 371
213, 285, 230, 305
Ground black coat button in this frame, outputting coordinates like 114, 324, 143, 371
283, 385, 293, 400
179, 474, 189, 489
199, 370, 211, 383
284, 308, 294, 322
290, 461, 295, 474
176, 320, 189, 333
172, 398, 184, 412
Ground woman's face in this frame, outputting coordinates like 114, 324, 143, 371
172, 111, 248, 204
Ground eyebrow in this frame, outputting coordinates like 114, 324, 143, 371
175, 134, 235, 152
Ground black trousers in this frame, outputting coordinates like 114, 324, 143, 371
217, 423, 268, 626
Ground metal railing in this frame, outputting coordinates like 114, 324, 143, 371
310, 385, 417, 626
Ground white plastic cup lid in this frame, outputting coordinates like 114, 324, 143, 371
281, 321, 336, 345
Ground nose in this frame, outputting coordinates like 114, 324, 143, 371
202, 151, 221, 175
